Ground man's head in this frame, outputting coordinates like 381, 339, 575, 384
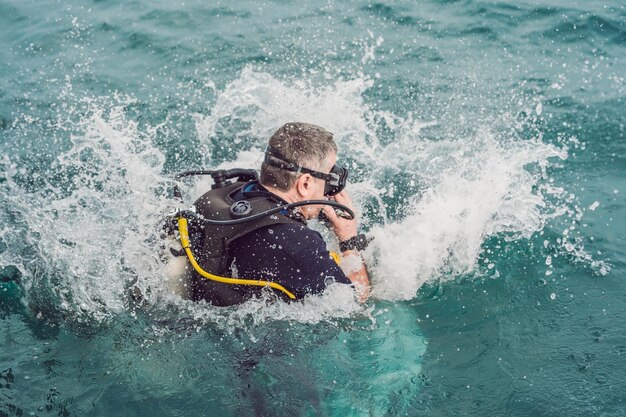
261, 122, 337, 190
261, 123, 347, 219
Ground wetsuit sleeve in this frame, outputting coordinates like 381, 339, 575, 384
230, 223, 351, 299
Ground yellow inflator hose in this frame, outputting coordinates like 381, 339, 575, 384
177, 217, 296, 299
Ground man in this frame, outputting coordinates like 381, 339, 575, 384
188, 122, 370, 305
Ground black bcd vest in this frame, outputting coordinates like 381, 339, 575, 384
187, 181, 303, 306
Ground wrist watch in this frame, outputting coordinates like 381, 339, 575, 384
339, 234, 368, 252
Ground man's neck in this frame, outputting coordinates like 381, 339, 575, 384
260, 182, 299, 204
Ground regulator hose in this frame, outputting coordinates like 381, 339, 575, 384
175, 199, 354, 226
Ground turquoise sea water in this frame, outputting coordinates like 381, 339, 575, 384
1, 0, 625, 415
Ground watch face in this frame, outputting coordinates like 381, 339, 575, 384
353, 234, 368, 251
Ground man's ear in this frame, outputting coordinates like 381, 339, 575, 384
295, 174, 312, 197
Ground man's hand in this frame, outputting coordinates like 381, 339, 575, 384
322, 191, 358, 242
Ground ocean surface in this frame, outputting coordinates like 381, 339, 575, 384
1, 0, 625, 415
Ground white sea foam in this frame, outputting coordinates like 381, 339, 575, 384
367, 133, 569, 300
167, 283, 368, 336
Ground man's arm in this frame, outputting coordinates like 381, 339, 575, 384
322, 191, 371, 302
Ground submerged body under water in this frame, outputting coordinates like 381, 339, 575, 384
1, 0, 625, 415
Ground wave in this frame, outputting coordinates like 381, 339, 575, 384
531, 13, 626, 46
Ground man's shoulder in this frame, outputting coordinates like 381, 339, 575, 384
231, 222, 326, 254
244, 222, 323, 242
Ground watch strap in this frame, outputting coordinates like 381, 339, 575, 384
339, 233, 368, 252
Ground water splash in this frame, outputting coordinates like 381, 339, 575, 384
1, 91, 170, 322
0, 66, 608, 325
367, 131, 568, 300
193, 66, 378, 163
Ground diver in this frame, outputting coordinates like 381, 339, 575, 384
170, 122, 370, 306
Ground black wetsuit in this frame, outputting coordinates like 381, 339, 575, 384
229, 183, 351, 300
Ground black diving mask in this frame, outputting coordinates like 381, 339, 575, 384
264, 151, 348, 196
